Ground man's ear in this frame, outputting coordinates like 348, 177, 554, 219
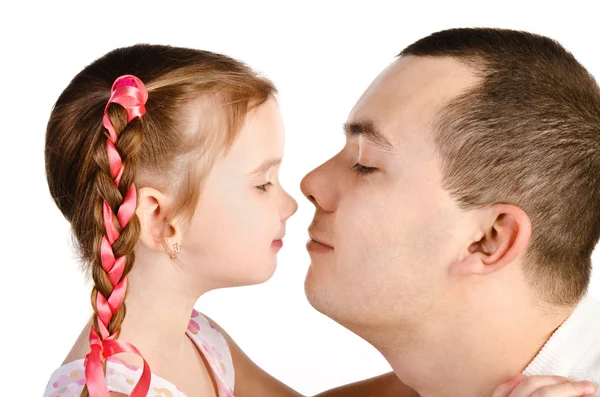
136, 187, 181, 253
451, 204, 532, 276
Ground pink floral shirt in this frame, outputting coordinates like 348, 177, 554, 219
44, 309, 235, 397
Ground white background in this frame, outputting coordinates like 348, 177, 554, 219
1, 1, 600, 396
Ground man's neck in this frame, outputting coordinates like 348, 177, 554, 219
369, 295, 573, 397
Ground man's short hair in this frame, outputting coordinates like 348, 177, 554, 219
401, 28, 600, 306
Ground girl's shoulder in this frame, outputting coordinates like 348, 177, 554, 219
43, 309, 235, 397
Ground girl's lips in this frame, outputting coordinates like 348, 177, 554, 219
271, 239, 283, 249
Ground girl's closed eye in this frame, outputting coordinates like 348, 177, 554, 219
256, 182, 274, 192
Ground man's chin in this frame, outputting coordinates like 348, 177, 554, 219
304, 267, 332, 314
304, 269, 385, 339
304, 269, 351, 325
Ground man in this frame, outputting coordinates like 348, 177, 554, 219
300, 27, 600, 396
208, 27, 600, 397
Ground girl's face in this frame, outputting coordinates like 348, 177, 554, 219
181, 98, 298, 288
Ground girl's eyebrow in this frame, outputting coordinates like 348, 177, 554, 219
248, 158, 282, 175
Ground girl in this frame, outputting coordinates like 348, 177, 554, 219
43, 44, 596, 397
43, 44, 297, 397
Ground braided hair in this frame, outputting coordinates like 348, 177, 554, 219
45, 44, 275, 396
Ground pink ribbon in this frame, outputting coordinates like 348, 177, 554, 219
84, 75, 151, 397
84, 328, 151, 397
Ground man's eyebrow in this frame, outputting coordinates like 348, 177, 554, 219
248, 158, 282, 175
343, 120, 393, 150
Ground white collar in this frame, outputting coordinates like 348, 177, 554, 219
523, 292, 600, 376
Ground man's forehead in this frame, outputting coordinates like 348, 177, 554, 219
348, 56, 480, 142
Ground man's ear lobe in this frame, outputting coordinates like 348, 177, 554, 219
451, 204, 532, 276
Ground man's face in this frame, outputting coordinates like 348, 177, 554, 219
301, 56, 480, 331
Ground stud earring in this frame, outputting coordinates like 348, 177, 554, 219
170, 242, 181, 260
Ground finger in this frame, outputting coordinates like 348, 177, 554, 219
529, 381, 596, 397
492, 374, 526, 397
509, 376, 571, 396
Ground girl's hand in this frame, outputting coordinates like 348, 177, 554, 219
492, 374, 596, 397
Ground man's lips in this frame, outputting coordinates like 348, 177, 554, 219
307, 231, 334, 252
306, 239, 334, 253
309, 237, 332, 247
308, 227, 333, 247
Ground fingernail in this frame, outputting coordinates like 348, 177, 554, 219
582, 381, 595, 393
513, 374, 525, 383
